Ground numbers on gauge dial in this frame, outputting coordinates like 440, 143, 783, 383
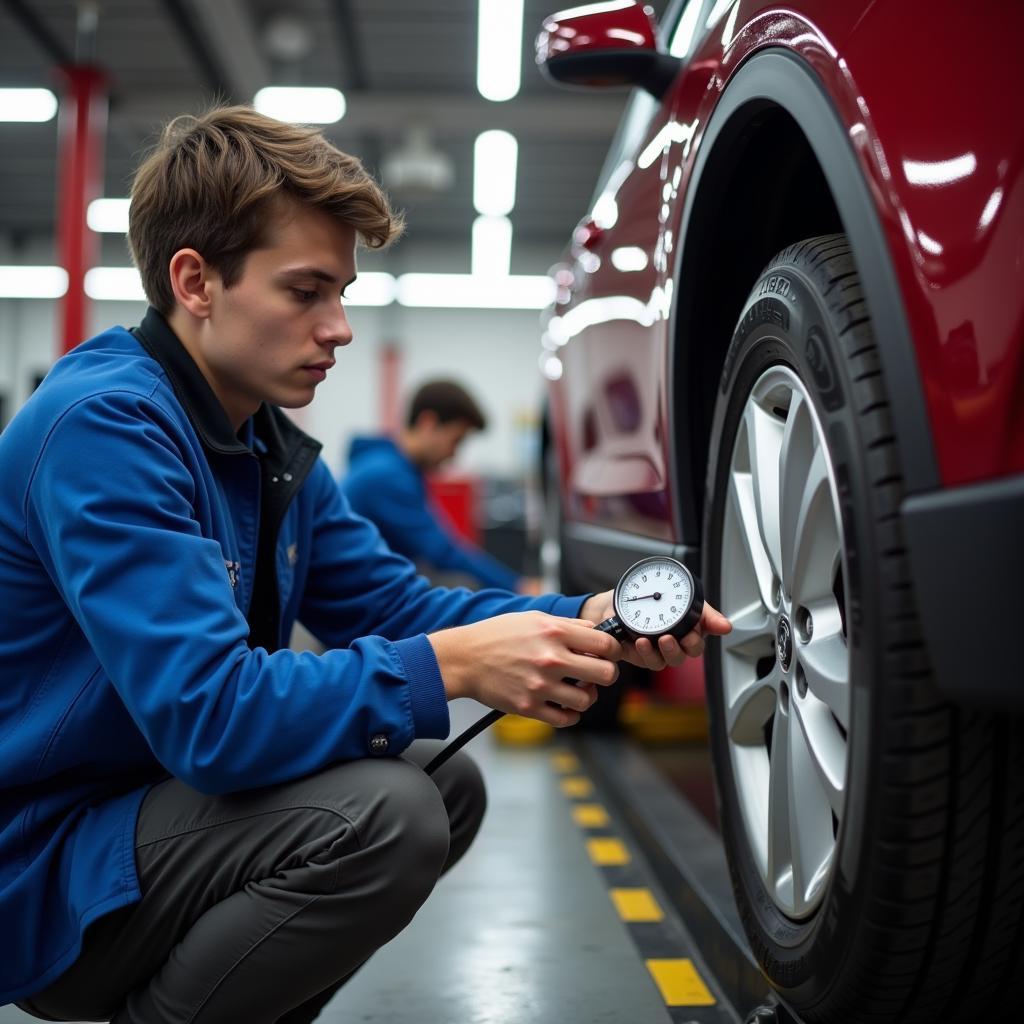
618, 559, 693, 635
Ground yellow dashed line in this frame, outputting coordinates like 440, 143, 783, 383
551, 752, 580, 773
571, 803, 609, 828
646, 959, 716, 1006
610, 888, 664, 922
586, 837, 630, 865
560, 776, 593, 798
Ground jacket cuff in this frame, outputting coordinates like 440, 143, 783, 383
546, 593, 593, 619
392, 634, 450, 739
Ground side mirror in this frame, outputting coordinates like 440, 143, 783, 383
535, 1, 680, 98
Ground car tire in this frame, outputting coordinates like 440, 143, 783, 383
702, 234, 1024, 1023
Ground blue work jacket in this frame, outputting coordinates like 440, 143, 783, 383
0, 308, 585, 1004
343, 436, 520, 590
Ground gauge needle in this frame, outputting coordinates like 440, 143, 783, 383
623, 593, 662, 601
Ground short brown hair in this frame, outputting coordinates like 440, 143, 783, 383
408, 380, 487, 431
128, 105, 403, 313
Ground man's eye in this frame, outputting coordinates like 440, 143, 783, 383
293, 288, 317, 303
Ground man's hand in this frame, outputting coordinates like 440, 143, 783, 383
579, 590, 732, 670
428, 612, 624, 728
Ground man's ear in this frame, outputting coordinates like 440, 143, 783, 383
414, 409, 440, 433
168, 248, 215, 319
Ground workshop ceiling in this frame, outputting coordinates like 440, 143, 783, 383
0, 0, 671, 267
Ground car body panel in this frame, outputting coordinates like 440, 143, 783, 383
543, 0, 1024, 549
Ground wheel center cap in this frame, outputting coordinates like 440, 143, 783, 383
777, 615, 793, 672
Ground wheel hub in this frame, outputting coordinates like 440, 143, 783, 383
776, 615, 793, 672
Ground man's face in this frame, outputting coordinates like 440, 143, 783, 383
196, 200, 357, 427
423, 418, 474, 470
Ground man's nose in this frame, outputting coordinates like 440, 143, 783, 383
318, 302, 354, 348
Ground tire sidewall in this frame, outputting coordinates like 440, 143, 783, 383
702, 257, 884, 1001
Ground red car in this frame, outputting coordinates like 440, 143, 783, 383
536, 2, 1024, 1022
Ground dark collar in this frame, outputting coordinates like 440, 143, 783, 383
133, 307, 249, 455
131, 306, 322, 467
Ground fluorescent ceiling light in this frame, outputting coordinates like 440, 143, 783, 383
477, 0, 523, 102
472, 216, 513, 278
346, 272, 397, 306
87, 198, 131, 233
0, 88, 58, 122
0, 266, 557, 310
669, 0, 704, 57
539, 352, 563, 381
473, 130, 518, 216
398, 274, 554, 310
253, 87, 346, 124
84, 267, 147, 302
903, 153, 976, 187
551, 1, 633, 19
610, 246, 648, 272
0, 266, 68, 298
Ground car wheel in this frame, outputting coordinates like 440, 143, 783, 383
702, 234, 1024, 1022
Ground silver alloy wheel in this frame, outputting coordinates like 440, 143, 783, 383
718, 365, 850, 920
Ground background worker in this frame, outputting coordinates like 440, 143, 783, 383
342, 379, 542, 593
0, 106, 730, 1023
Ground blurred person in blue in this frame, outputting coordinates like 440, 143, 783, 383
0, 106, 730, 1023
343, 379, 542, 593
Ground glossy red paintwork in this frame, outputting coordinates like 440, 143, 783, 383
540, 0, 1024, 541
536, 3, 658, 63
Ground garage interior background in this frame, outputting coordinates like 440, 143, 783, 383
0, 0, 669, 530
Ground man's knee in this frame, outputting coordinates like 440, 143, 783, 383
337, 758, 451, 900
428, 749, 487, 865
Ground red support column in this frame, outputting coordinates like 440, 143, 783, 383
56, 66, 107, 355
378, 343, 402, 433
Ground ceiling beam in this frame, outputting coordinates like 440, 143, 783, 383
156, 0, 235, 101
330, 0, 369, 91
1, 0, 73, 66
181, 0, 270, 104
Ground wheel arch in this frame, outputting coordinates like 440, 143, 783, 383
668, 49, 938, 547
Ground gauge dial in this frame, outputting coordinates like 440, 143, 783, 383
612, 556, 702, 639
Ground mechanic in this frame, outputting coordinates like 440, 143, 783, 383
342, 378, 542, 593
0, 106, 731, 1024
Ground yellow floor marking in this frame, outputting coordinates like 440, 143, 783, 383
646, 959, 716, 1006
560, 776, 593, 798
551, 752, 580, 773
586, 837, 630, 865
572, 803, 609, 828
610, 887, 664, 922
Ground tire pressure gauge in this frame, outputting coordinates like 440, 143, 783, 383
423, 555, 705, 776
595, 555, 704, 644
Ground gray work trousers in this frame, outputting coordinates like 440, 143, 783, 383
17, 741, 485, 1023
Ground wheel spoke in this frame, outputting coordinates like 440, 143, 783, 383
743, 402, 785, 584
778, 393, 814, 593
788, 444, 839, 608
800, 628, 850, 731
788, 698, 839, 911
725, 666, 778, 745
727, 470, 776, 609
792, 692, 846, 819
720, 601, 773, 659
766, 703, 793, 909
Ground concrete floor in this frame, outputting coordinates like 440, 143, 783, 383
2, 700, 682, 1024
